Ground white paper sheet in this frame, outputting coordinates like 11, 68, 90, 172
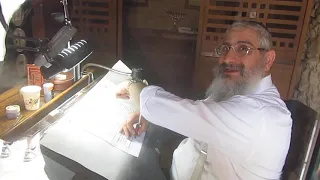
59, 61, 145, 157
40, 60, 148, 179
41, 120, 128, 180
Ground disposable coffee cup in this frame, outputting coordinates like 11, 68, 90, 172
20, 85, 41, 110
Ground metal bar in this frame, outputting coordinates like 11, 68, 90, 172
6, 45, 40, 52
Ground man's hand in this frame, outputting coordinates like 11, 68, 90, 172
115, 79, 148, 138
115, 80, 130, 99
121, 111, 149, 138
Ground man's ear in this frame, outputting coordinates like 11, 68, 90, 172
264, 50, 276, 72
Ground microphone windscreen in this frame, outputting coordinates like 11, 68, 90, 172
55, 40, 93, 69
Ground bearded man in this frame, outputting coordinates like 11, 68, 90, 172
116, 20, 292, 180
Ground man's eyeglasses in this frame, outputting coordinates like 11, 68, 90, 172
215, 43, 267, 57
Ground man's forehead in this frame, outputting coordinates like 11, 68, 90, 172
223, 27, 260, 46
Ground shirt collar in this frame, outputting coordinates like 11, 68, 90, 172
247, 74, 273, 95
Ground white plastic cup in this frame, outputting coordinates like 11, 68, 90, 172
43, 83, 54, 103
20, 85, 41, 110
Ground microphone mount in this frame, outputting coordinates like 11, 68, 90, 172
81, 63, 145, 82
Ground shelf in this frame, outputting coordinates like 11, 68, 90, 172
158, 30, 197, 41
127, 28, 197, 41
0, 74, 91, 142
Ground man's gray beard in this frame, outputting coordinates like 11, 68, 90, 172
205, 65, 264, 102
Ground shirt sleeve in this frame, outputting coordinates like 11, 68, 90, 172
140, 85, 265, 160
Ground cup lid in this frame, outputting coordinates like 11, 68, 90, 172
6, 105, 20, 112
20, 85, 41, 94
43, 83, 54, 87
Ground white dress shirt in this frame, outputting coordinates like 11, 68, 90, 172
140, 75, 292, 180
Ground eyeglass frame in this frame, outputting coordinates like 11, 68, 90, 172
214, 43, 268, 57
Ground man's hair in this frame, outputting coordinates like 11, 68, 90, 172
226, 21, 272, 50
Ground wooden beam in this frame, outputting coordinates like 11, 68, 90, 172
288, 0, 314, 99
192, 0, 208, 92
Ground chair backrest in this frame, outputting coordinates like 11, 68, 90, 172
282, 100, 319, 180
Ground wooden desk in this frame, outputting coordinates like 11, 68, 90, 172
0, 74, 91, 142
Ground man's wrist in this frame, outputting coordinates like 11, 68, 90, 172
127, 79, 148, 91
126, 79, 148, 110
127, 79, 140, 90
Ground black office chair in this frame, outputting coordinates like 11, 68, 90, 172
282, 100, 320, 180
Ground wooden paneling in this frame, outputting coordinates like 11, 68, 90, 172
123, 28, 197, 97
201, 0, 307, 64
69, 0, 122, 65
31, 0, 46, 39
123, 0, 200, 30
32, 0, 65, 40
193, 56, 217, 92
271, 64, 294, 100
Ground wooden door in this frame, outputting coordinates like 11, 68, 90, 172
70, 0, 122, 66
193, 0, 313, 99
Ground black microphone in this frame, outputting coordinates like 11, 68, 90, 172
60, 40, 93, 69
34, 25, 77, 67
41, 40, 93, 79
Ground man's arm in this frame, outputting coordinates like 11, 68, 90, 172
139, 85, 264, 160
127, 81, 147, 110
120, 79, 292, 178
117, 81, 147, 137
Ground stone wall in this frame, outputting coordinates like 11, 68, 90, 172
294, 0, 320, 113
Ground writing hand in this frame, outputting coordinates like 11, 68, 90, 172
121, 111, 148, 138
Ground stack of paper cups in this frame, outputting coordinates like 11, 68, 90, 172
43, 83, 54, 103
